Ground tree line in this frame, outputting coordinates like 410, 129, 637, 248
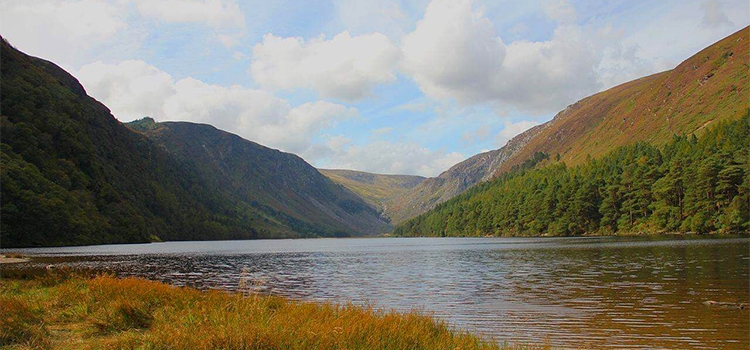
394, 112, 750, 237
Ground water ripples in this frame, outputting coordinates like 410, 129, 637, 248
3, 236, 748, 349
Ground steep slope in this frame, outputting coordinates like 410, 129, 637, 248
1, 38, 236, 246
385, 128, 541, 224
395, 114, 750, 236
496, 26, 749, 173
389, 26, 749, 224
128, 119, 391, 236
0, 39, 388, 247
318, 169, 424, 217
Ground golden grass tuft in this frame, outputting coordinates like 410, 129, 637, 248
0, 274, 544, 350
0, 295, 49, 348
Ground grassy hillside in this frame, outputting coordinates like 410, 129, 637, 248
128, 120, 391, 236
319, 169, 424, 216
1, 274, 515, 350
388, 27, 749, 226
497, 26, 749, 174
395, 114, 750, 237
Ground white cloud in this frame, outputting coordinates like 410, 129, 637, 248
246, 0, 746, 116
0, 0, 127, 66
76, 60, 356, 156
76, 60, 176, 120
700, 0, 733, 28
133, 0, 245, 47
0, 0, 248, 67
545, 0, 577, 24
500, 25, 600, 113
399, 0, 747, 115
495, 120, 539, 147
401, 0, 602, 114
250, 31, 400, 100
619, 0, 747, 78
401, 0, 506, 104
331, 0, 410, 38
133, 0, 245, 29
323, 139, 465, 177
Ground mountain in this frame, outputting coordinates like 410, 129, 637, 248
318, 169, 424, 218
2, 38, 204, 247
384, 129, 541, 224
388, 26, 749, 225
0, 38, 388, 247
394, 113, 750, 236
494, 26, 749, 174
127, 119, 391, 236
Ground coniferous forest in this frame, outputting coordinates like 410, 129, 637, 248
394, 113, 750, 237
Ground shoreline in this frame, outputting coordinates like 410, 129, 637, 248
0, 254, 30, 264
0, 274, 531, 349
3, 231, 748, 250
403, 231, 750, 239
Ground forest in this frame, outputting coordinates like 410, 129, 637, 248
0, 39, 359, 248
394, 113, 750, 237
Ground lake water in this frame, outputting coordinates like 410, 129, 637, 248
2, 236, 748, 349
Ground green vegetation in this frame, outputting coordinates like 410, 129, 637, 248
1, 38, 223, 247
500, 27, 749, 173
3, 28, 747, 246
319, 169, 425, 216
388, 27, 749, 226
126, 120, 390, 237
394, 114, 750, 237
0, 274, 530, 350
0, 38, 275, 246
0, 38, 388, 247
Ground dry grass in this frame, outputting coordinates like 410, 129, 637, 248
3, 253, 25, 259
496, 26, 749, 174
0, 274, 542, 350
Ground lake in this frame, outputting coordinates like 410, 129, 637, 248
2, 236, 748, 349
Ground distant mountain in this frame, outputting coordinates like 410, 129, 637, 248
127, 119, 391, 237
0, 38, 388, 247
318, 169, 424, 219
388, 26, 749, 225
385, 129, 541, 224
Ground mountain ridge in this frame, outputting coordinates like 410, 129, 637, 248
496, 26, 749, 174
394, 113, 750, 237
127, 119, 391, 236
0, 39, 389, 247
318, 169, 424, 219
387, 26, 749, 225
384, 125, 542, 224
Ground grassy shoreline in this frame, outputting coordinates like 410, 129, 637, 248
0, 274, 537, 350
0, 254, 30, 264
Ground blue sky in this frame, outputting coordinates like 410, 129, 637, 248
1, 0, 747, 176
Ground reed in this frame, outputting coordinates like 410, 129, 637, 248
0, 274, 543, 350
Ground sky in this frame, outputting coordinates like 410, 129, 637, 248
1, 0, 747, 177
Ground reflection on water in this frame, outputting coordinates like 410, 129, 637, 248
3, 236, 748, 349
